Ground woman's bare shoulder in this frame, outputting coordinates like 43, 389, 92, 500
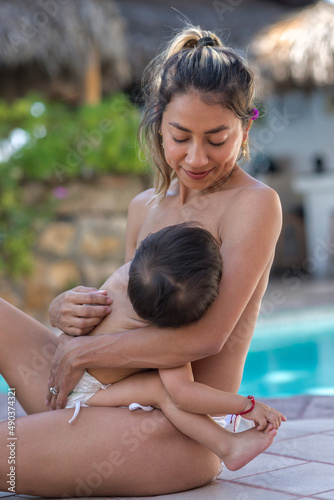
125, 188, 155, 262
127, 187, 155, 229
232, 169, 281, 211
129, 188, 155, 208
218, 170, 282, 241
243, 176, 281, 214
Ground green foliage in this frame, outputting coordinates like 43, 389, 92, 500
1, 93, 146, 180
0, 162, 37, 277
0, 93, 147, 278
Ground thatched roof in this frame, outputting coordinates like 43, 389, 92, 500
118, 0, 317, 87
0, 0, 131, 99
250, 0, 334, 89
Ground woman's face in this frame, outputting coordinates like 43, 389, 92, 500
160, 92, 248, 191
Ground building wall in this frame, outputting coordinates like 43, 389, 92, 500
251, 89, 334, 277
0, 175, 149, 325
253, 90, 334, 175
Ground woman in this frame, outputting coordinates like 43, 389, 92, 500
0, 26, 282, 496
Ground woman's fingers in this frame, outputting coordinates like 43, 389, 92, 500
46, 369, 61, 407
65, 288, 112, 307
50, 393, 58, 410
46, 334, 70, 407
46, 334, 85, 410
45, 385, 53, 406
60, 314, 109, 336
62, 292, 112, 321
50, 368, 83, 410
50, 287, 112, 335
49, 383, 64, 410
76, 303, 112, 320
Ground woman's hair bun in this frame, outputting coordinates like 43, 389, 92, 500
196, 36, 218, 48
182, 32, 221, 50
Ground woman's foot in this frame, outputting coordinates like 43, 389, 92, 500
222, 424, 277, 471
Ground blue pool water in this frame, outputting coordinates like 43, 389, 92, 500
1, 308, 333, 398
0, 376, 8, 393
239, 307, 334, 398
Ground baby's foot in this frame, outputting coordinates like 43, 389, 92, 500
223, 425, 277, 471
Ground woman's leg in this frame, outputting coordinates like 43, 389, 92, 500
0, 299, 58, 414
0, 407, 221, 496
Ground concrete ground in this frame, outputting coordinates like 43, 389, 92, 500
1, 277, 333, 498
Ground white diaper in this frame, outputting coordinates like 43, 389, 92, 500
66, 371, 111, 424
129, 403, 154, 412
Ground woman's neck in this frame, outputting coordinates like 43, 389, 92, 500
177, 181, 201, 206
176, 163, 239, 205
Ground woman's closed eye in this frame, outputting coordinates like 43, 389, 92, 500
172, 136, 188, 144
208, 140, 226, 147
172, 136, 227, 147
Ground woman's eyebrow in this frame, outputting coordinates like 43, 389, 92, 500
168, 122, 230, 134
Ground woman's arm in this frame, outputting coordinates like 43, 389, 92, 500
49, 186, 282, 409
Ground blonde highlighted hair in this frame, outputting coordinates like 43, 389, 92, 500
138, 25, 256, 199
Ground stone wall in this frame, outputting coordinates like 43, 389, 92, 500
1, 174, 149, 324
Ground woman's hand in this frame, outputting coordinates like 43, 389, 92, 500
243, 400, 287, 431
49, 286, 112, 336
46, 333, 85, 410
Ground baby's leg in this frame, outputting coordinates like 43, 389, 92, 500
163, 403, 277, 471
87, 371, 277, 471
157, 393, 277, 471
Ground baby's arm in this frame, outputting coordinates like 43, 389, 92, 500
159, 364, 286, 431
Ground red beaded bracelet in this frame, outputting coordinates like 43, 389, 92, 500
230, 396, 255, 432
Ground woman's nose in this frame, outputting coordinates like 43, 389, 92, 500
185, 142, 209, 169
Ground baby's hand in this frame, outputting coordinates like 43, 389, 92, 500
243, 400, 287, 431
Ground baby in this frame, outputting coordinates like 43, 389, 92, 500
65, 222, 286, 471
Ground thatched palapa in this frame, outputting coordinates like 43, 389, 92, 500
250, 0, 334, 90
0, 0, 131, 103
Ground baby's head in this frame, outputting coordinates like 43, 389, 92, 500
127, 223, 222, 328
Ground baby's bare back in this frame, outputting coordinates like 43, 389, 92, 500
88, 263, 150, 384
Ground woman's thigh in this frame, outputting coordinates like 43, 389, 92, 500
0, 299, 58, 414
0, 407, 220, 496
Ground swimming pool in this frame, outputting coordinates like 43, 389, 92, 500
1, 307, 333, 398
239, 307, 334, 398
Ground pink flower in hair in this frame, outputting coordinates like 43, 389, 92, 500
250, 108, 259, 120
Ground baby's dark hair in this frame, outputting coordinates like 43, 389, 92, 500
127, 222, 222, 328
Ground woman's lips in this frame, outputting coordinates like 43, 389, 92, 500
184, 169, 213, 180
